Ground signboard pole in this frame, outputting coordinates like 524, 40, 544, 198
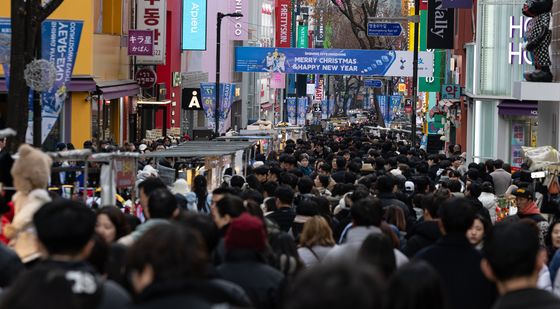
411, 0, 419, 147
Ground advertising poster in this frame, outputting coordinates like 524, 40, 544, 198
388, 95, 402, 125
182, 0, 206, 50
235, 47, 434, 77
26, 20, 83, 144
511, 123, 525, 167
199, 83, 234, 133
377, 95, 389, 125
200, 83, 216, 130
321, 99, 328, 119
287, 96, 297, 125
297, 97, 307, 126
328, 96, 335, 118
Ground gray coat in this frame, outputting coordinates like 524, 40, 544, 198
490, 169, 512, 196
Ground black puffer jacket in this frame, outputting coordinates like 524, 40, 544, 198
132, 280, 211, 309
402, 220, 442, 257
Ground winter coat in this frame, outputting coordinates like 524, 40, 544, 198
5, 189, 51, 263
402, 220, 442, 258
265, 207, 296, 233
490, 168, 512, 196
492, 288, 560, 309
185, 192, 212, 213
0, 243, 24, 288
479, 192, 498, 223
416, 234, 497, 309
297, 245, 335, 268
118, 219, 171, 246
377, 192, 416, 232
217, 250, 284, 309
132, 280, 212, 309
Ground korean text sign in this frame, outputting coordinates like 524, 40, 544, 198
137, 0, 166, 64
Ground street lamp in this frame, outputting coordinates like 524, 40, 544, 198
215, 12, 243, 137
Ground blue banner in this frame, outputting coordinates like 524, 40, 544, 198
235, 47, 434, 77
26, 20, 83, 144
328, 96, 335, 118
200, 83, 235, 133
388, 95, 402, 125
287, 96, 297, 125
321, 99, 328, 120
345, 97, 352, 115
0, 19, 10, 87
377, 95, 389, 125
297, 97, 307, 126
182, 0, 207, 50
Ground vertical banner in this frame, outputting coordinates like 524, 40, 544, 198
377, 95, 389, 125
182, 0, 207, 50
219, 83, 234, 133
27, 20, 83, 144
0, 19, 10, 86
389, 95, 402, 125
275, 0, 292, 48
297, 97, 307, 125
137, 0, 167, 63
229, 0, 248, 40
316, 10, 325, 43
297, 25, 308, 48
321, 99, 328, 119
287, 96, 297, 125
345, 97, 352, 115
328, 96, 335, 117
200, 83, 216, 130
427, 0, 454, 49
270, 72, 286, 89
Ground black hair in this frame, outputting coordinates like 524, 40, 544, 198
388, 261, 446, 309
481, 181, 494, 194
212, 186, 237, 196
230, 175, 245, 188
350, 189, 370, 204
253, 165, 269, 175
86, 234, 109, 275
319, 163, 332, 174
147, 188, 178, 219
280, 173, 299, 190
263, 181, 279, 197
357, 233, 396, 279
297, 176, 314, 195
34, 199, 96, 255
138, 177, 166, 198
275, 185, 295, 205
296, 199, 319, 217
447, 179, 462, 193
545, 220, 560, 258
96, 206, 131, 241
439, 198, 475, 234
468, 181, 482, 199
482, 222, 540, 281
282, 262, 383, 309
126, 223, 207, 283
493, 159, 504, 169
245, 174, 264, 193
376, 175, 395, 193
351, 197, 383, 227
176, 213, 219, 253
241, 189, 264, 205
318, 175, 330, 188
335, 157, 347, 171
192, 175, 209, 212
215, 194, 246, 219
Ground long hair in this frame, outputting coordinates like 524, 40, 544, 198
193, 175, 208, 212
299, 216, 336, 248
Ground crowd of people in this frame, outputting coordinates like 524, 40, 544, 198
1, 125, 560, 309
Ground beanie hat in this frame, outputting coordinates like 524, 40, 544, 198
225, 213, 267, 252
11, 144, 52, 194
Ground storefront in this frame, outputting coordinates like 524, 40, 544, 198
497, 100, 538, 167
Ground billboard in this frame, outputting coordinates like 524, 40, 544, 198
182, 0, 207, 50
235, 47, 434, 77
136, 0, 166, 63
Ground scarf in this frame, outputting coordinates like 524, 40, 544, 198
519, 201, 540, 215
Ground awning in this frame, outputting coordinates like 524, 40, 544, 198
0, 76, 97, 92
260, 103, 273, 111
498, 100, 537, 117
96, 79, 139, 100
142, 141, 256, 158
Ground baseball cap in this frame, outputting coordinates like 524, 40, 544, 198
405, 181, 415, 193
512, 188, 534, 200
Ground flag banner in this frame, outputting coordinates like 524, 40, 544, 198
297, 97, 307, 126
287, 96, 297, 125
235, 47, 434, 77
26, 20, 83, 144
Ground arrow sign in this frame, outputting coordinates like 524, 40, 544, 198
364, 79, 383, 88
367, 23, 403, 37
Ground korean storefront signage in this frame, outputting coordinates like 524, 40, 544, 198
135, 68, 157, 88
235, 47, 434, 77
229, 0, 248, 40
182, 0, 207, 50
441, 84, 461, 99
128, 29, 154, 56
275, 0, 292, 48
427, 0, 454, 49
136, 0, 166, 64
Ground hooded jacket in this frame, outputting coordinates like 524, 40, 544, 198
402, 220, 442, 258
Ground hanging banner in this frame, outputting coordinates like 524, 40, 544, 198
297, 25, 308, 48
200, 83, 234, 133
297, 97, 307, 125
419, 10, 443, 92
321, 99, 328, 119
388, 95, 402, 125
26, 20, 83, 144
427, 0, 454, 49
235, 47, 434, 77
0, 19, 10, 85
328, 96, 335, 117
270, 72, 286, 89
137, 0, 167, 63
287, 96, 297, 125
229, 0, 248, 41
275, 0, 292, 48
316, 10, 325, 43
377, 95, 389, 125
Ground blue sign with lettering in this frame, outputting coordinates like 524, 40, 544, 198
235, 47, 434, 77
364, 79, 383, 88
182, 0, 207, 50
367, 23, 402, 37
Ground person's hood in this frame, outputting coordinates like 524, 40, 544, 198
411, 221, 442, 241
344, 226, 382, 244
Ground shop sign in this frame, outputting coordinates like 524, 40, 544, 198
135, 68, 157, 88
441, 84, 460, 99
427, 0, 454, 49
229, 0, 248, 40
136, 0, 166, 63
128, 29, 154, 56
315, 79, 324, 100
508, 16, 532, 65
182, 88, 203, 110
275, 0, 292, 48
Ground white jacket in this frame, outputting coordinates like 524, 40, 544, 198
478, 192, 497, 223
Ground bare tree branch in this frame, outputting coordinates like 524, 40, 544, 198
38, 0, 64, 21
